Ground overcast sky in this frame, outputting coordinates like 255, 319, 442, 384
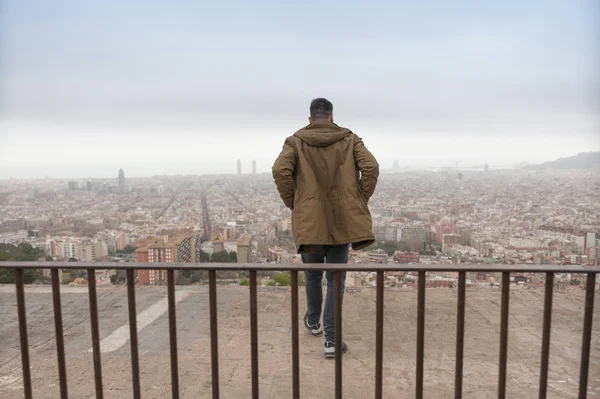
1, 0, 598, 178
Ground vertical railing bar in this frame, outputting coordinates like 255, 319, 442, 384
455, 271, 466, 399
498, 272, 510, 399
539, 272, 554, 399
51, 269, 68, 399
334, 270, 343, 399
290, 270, 300, 399
578, 272, 596, 399
416, 271, 426, 399
167, 269, 180, 399
249, 270, 259, 399
375, 271, 385, 399
209, 269, 220, 399
87, 269, 104, 399
126, 269, 141, 399
15, 268, 33, 399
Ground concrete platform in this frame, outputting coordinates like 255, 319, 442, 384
0, 285, 598, 398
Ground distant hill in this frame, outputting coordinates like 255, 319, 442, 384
525, 152, 600, 170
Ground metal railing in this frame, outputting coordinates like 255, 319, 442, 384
1, 262, 598, 399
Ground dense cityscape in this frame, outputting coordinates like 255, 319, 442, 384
1, 161, 598, 288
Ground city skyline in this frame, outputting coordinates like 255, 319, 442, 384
0, 150, 596, 180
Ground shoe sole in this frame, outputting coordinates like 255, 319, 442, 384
324, 347, 347, 358
307, 327, 322, 336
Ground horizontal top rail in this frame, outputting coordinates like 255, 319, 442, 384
1, 262, 599, 273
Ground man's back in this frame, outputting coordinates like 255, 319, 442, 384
272, 97, 379, 358
272, 119, 379, 252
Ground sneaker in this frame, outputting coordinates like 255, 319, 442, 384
304, 312, 322, 336
324, 341, 348, 358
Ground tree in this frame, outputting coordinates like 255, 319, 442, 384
398, 238, 421, 252
45, 255, 54, 261
210, 251, 235, 263
110, 271, 126, 284
198, 250, 210, 262
230, 251, 238, 262
0, 269, 36, 284
0, 243, 43, 283
116, 245, 137, 255
380, 241, 398, 256
362, 242, 378, 252
180, 270, 193, 279
68, 257, 78, 262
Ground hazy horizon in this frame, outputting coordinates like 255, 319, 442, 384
1, 0, 599, 179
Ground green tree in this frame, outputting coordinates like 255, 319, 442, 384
380, 241, 398, 256
116, 245, 137, 254
362, 243, 378, 252
180, 270, 193, 279
68, 257, 78, 262
210, 251, 234, 263
198, 250, 210, 262
110, 270, 127, 284
0, 269, 36, 284
230, 251, 238, 262
0, 243, 43, 283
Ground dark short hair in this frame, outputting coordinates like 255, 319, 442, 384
310, 98, 333, 120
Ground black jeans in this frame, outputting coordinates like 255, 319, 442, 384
301, 245, 349, 342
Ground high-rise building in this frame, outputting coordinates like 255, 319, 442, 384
118, 168, 125, 193
484, 164, 489, 172
237, 160, 242, 175
68, 181, 77, 191
586, 232, 596, 249
252, 160, 257, 175
135, 235, 195, 285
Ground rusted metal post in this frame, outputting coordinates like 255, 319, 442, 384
375, 271, 384, 399
291, 270, 300, 399
51, 269, 68, 398
87, 269, 104, 399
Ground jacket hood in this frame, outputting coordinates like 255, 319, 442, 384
294, 120, 352, 147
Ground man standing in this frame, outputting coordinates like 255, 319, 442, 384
272, 98, 379, 358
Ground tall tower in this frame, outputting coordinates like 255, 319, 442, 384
118, 169, 125, 193
252, 160, 257, 175
237, 159, 242, 175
